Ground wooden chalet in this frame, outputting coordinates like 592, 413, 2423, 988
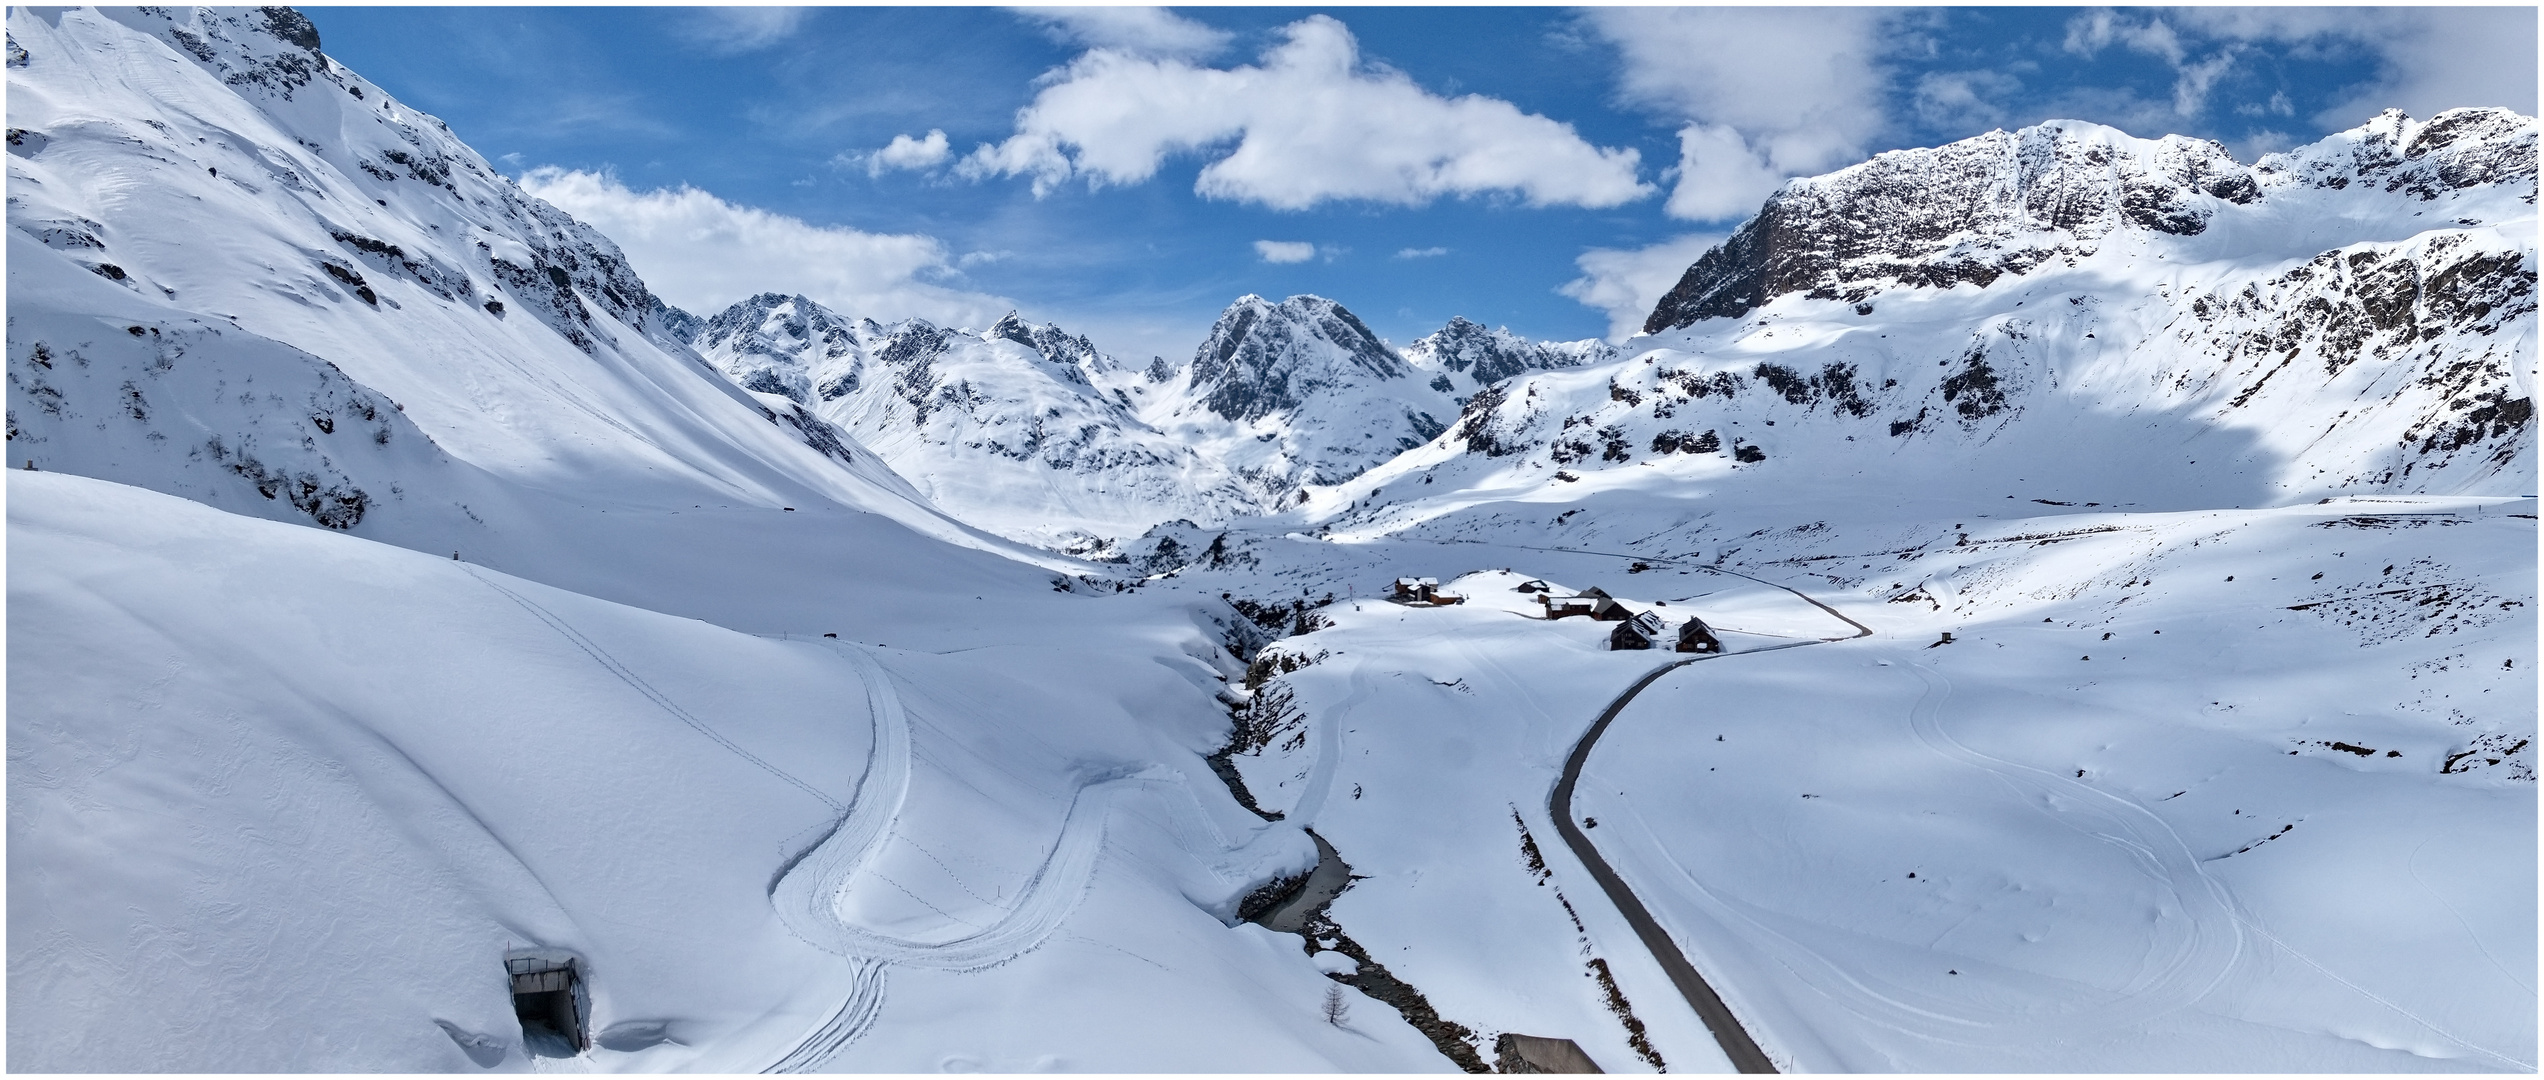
1610, 610, 1669, 651
1515, 579, 1551, 594
1391, 577, 1464, 605
1676, 615, 1723, 654
1539, 593, 1598, 619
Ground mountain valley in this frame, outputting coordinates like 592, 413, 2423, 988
8, 7, 2534, 1074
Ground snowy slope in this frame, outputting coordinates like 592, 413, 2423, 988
9, 471, 1460, 1073
4, 10, 1477, 1074
1134, 493, 2532, 1073
4, 6, 1003, 561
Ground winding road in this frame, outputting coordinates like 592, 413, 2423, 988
1548, 566, 1872, 1075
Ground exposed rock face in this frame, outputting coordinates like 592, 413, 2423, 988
1645, 121, 2263, 331
1189, 294, 1409, 422
2258, 108, 2539, 202
692, 293, 866, 403
1643, 110, 2537, 333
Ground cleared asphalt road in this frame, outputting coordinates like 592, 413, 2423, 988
1549, 567, 1873, 1075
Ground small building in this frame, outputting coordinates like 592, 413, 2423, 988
1610, 611, 1668, 651
1496, 1033, 1604, 1073
1587, 597, 1633, 622
506, 950, 589, 1056
1540, 594, 1598, 619
1392, 577, 1465, 605
1676, 616, 1723, 654
1515, 579, 1551, 594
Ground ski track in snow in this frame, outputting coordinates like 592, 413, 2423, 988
461, 566, 844, 813
1895, 655, 2248, 1033
762, 643, 1162, 1070
1286, 660, 1371, 827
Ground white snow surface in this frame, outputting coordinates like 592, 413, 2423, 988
8, 6, 2535, 1075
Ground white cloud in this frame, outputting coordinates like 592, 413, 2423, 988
959, 15, 1652, 211
1254, 240, 1317, 264
868, 129, 951, 176
1663, 123, 1793, 221
689, 8, 808, 55
2175, 7, 2540, 125
1913, 69, 2022, 132
2063, 9, 2184, 64
1010, 7, 1230, 60
518, 168, 1012, 327
1581, 8, 1891, 222
1394, 246, 1448, 259
1557, 232, 1727, 342
2063, 8, 2537, 127
2061, 10, 2242, 118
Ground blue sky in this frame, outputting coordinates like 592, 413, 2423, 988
310, 6, 2537, 358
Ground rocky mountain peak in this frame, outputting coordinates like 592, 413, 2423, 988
2255, 107, 2537, 201
1405, 315, 1613, 387
1643, 119, 2271, 333
1188, 293, 1408, 423
1644, 110, 2537, 335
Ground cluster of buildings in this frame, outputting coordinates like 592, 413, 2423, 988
1395, 576, 1722, 653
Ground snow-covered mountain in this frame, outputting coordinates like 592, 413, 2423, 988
685, 289, 1609, 547
1644, 110, 2534, 330
685, 293, 1255, 548
1287, 110, 2533, 544
1126, 294, 1607, 505
1108, 111, 2535, 1074
2, 6, 997, 557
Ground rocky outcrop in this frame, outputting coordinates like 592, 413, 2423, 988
1403, 316, 1612, 388
1189, 294, 1409, 423
1644, 110, 2538, 333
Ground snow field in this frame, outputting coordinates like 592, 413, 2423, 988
7, 472, 1467, 1071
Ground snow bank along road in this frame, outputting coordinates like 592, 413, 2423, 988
1551, 566, 1873, 1074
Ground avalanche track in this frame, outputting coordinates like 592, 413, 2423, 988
1549, 567, 1872, 1075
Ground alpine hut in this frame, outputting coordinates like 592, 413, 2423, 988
1676, 615, 1723, 654
1610, 610, 1669, 651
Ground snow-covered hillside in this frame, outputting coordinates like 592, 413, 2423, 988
1285, 112, 2533, 543
4, 9, 1462, 1073
2, 6, 1011, 562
